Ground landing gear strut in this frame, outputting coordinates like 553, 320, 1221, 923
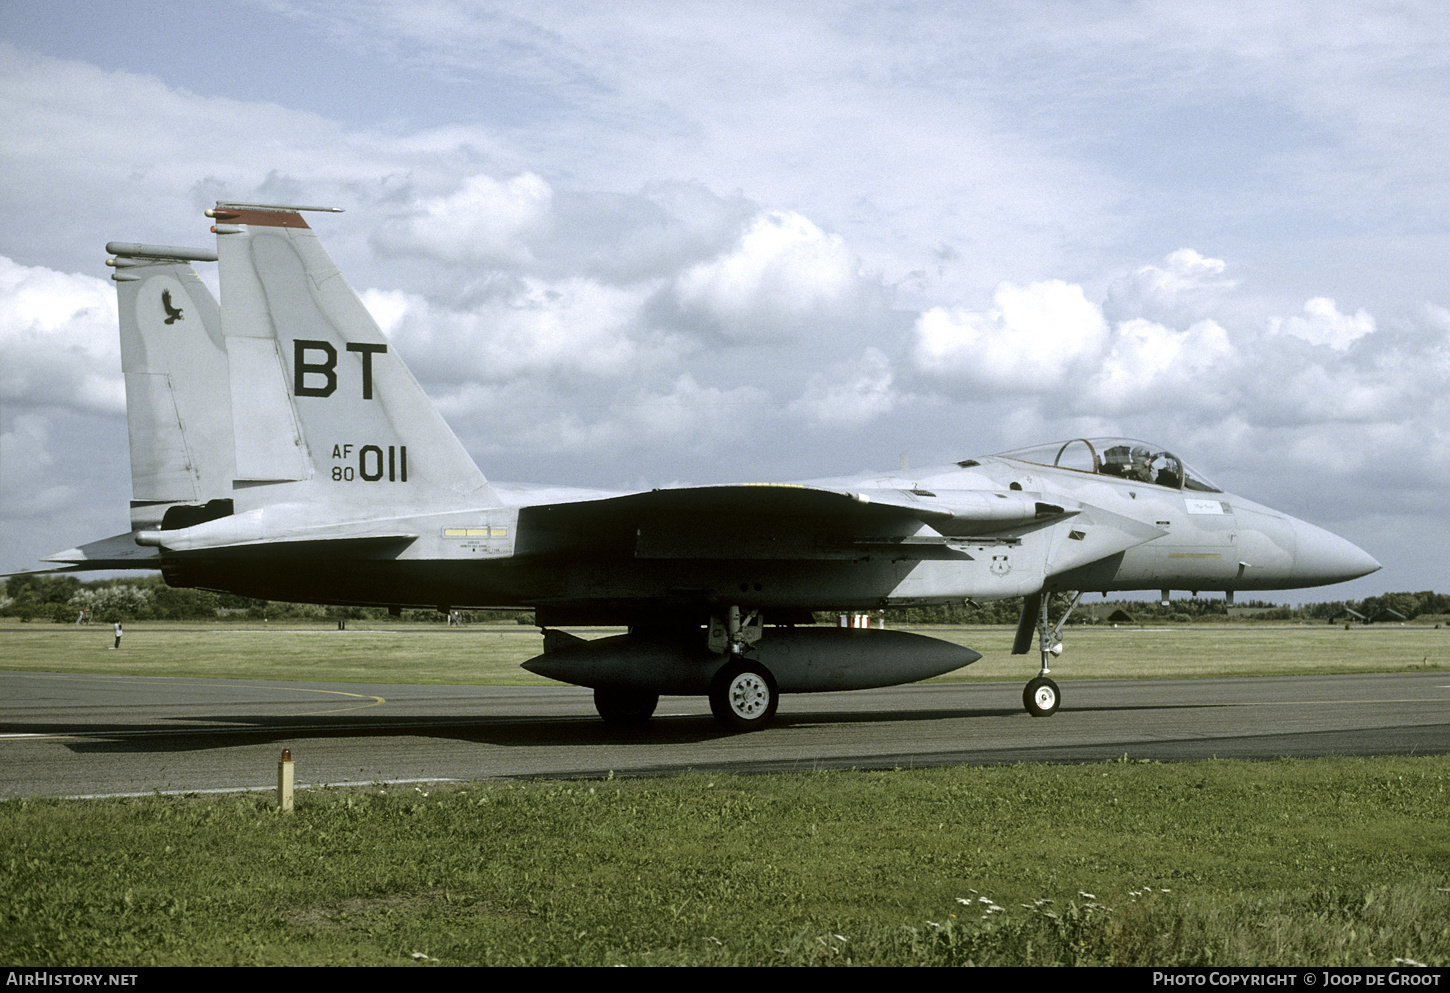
706, 606, 778, 731
1013, 590, 1082, 717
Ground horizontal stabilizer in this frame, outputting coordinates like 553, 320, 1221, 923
156, 535, 417, 561
136, 512, 419, 554
44, 531, 159, 570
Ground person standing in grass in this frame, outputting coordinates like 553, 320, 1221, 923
113, 621, 122, 650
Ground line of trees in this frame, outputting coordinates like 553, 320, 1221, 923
0, 574, 529, 625
882, 591, 1450, 626
3, 573, 1445, 626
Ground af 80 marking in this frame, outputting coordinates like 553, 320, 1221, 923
330, 444, 408, 482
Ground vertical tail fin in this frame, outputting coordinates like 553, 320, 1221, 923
209, 203, 497, 513
105, 242, 233, 531
42, 243, 228, 569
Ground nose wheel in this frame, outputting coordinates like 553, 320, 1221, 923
1023, 676, 1060, 717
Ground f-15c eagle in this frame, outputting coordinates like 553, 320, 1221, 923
47, 202, 1381, 730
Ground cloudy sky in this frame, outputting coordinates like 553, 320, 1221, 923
2, 1, 1446, 602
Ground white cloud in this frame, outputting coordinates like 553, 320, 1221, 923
359, 287, 410, 335
0, 413, 77, 518
373, 172, 554, 267
540, 182, 759, 285
620, 374, 771, 445
1088, 317, 1236, 416
0, 44, 410, 270
1272, 297, 1375, 350
1103, 248, 1235, 326
1419, 303, 1450, 375
0, 412, 56, 470
1269, 362, 1399, 424
0, 257, 122, 414
373, 276, 660, 382
674, 211, 867, 339
913, 279, 1109, 391
790, 347, 896, 427
436, 372, 769, 460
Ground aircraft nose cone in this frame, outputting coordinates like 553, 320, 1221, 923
1290, 517, 1381, 586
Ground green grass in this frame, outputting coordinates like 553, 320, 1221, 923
1, 620, 1444, 685
0, 621, 557, 684
2, 758, 1447, 966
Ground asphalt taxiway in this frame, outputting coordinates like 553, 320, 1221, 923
2, 671, 1447, 797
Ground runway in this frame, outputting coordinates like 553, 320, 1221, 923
2, 670, 1447, 797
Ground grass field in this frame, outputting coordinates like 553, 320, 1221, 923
2, 759, 1447, 966
3, 620, 1446, 966
1, 619, 1444, 684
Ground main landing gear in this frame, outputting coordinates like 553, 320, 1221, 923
587, 605, 780, 731
1013, 590, 1083, 717
706, 606, 777, 731
709, 658, 779, 730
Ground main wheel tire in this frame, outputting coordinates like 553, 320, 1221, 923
593, 687, 659, 725
1023, 676, 1061, 717
708, 660, 779, 731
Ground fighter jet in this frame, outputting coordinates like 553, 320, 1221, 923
46, 202, 1382, 730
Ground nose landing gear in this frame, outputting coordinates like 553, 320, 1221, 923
1013, 590, 1081, 717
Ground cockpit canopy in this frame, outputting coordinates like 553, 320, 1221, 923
993, 438, 1222, 493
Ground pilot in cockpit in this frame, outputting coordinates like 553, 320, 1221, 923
1103, 444, 1166, 485
1103, 444, 1147, 481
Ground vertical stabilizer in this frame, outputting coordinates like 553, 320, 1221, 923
105, 242, 233, 531
209, 203, 498, 511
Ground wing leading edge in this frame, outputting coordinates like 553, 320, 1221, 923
514, 482, 1078, 561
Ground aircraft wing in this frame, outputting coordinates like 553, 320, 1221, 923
516, 483, 1076, 560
